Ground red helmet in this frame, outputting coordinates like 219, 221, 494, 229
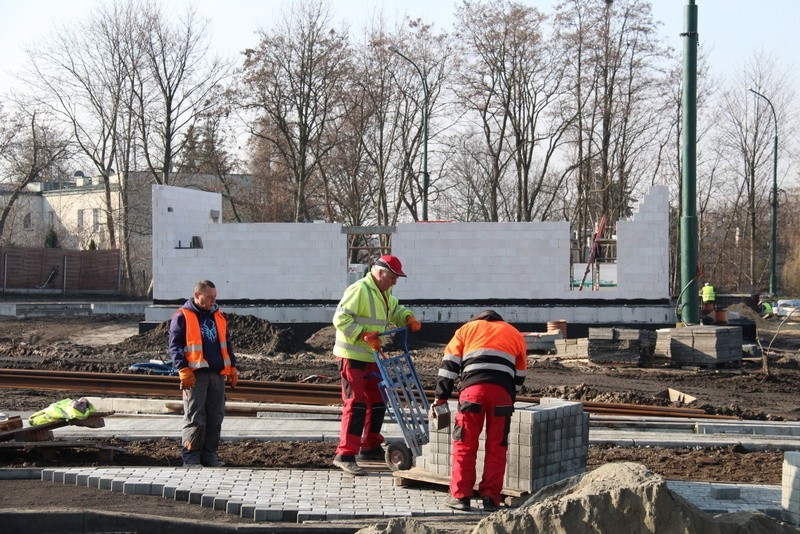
376, 255, 406, 277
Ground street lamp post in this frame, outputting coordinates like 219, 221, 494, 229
389, 44, 429, 221
748, 87, 779, 297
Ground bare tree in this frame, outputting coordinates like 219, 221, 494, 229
706, 52, 796, 292
134, 4, 230, 185
554, 0, 669, 238
25, 2, 143, 249
240, 1, 350, 222
0, 106, 70, 245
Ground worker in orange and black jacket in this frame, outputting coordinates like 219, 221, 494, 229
169, 279, 239, 467
432, 309, 527, 512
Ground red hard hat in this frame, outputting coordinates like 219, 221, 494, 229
376, 255, 406, 277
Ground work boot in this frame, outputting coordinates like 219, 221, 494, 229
356, 446, 385, 462
183, 461, 202, 468
203, 458, 226, 467
444, 495, 471, 511
481, 497, 499, 512
333, 454, 366, 475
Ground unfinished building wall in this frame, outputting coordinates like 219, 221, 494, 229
152, 185, 345, 302
391, 221, 570, 300
151, 185, 669, 311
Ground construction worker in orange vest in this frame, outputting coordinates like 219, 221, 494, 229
169, 279, 239, 467
432, 309, 527, 512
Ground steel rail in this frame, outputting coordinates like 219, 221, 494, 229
0, 368, 735, 419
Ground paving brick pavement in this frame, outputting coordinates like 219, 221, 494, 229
37, 466, 783, 524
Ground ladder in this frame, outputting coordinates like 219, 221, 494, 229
578, 216, 606, 292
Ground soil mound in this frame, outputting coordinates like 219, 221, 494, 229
305, 325, 336, 351
359, 463, 798, 534
479, 462, 796, 534
117, 313, 305, 354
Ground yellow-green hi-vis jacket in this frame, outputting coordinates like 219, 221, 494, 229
333, 273, 413, 362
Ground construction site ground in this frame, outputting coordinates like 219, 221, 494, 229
1, 303, 799, 530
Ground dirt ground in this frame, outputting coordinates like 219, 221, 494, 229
0, 307, 799, 527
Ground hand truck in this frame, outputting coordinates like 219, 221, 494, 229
373, 326, 430, 470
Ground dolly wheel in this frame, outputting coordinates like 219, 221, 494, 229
385, 442, 413, 471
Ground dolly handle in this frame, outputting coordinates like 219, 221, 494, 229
377, 327, 407, 338
373, 327, 410, 356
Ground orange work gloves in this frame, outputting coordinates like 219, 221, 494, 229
178, 367, 195, 390
406, 316, 422, 332
362, 332, 382, 351
226, 367, 239, 389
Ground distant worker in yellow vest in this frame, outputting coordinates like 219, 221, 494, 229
758, 299, 774, 319
700, 283, 716, 314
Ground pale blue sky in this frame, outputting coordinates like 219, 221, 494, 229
0, 0, 797, 93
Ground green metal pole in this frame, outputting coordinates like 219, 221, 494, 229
680, 0, 699, 325
771, 123, 778, 296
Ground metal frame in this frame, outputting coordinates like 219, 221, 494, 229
373, 327, 430, 460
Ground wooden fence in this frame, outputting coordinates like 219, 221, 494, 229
0, 247, 120, 294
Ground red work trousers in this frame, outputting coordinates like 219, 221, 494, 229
335, 357, 386, 457
450, 382, 513, 505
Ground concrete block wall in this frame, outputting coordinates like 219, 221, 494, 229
419, 398, 589, 493
616, 185, 669, 299
391, 221, 570, 300
152, 185, 669, 303
152, 185, 346, 301
783, 451, 800, 525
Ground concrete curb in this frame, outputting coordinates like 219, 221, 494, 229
0, 468, 42, 480
0, 510, 356, 533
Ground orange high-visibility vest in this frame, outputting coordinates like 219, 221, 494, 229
179, 308, 232, 375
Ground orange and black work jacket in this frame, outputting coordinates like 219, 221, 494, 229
435, 319, 527, 401
169, 300, 234, 375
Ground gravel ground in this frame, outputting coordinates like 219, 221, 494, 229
1, 311, 799, 529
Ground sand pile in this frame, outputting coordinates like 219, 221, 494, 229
358, 462, 798, 534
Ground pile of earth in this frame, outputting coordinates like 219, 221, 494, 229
356, 462, 797, 534
116, 313, 307, 355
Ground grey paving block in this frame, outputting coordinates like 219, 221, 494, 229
254, 508, 283, 521
213, 497, 229, 511
123, 481, 151, 495
226, 500, 243, 515
240, 504, 256, 519
710, 486, 741, 500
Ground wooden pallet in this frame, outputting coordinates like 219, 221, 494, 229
392, 467, 530, 506
0, 412, 114, 443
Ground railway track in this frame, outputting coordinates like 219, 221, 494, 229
0, 368, 735, 419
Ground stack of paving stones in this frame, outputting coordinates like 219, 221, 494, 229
658, 326, 743, 367
420, 398, 589, 493
654, 328, 673, 358
522, 332, 562, 354
783, 451, 800, 525
553, 338, 590, 359
585, 328, 655, 365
